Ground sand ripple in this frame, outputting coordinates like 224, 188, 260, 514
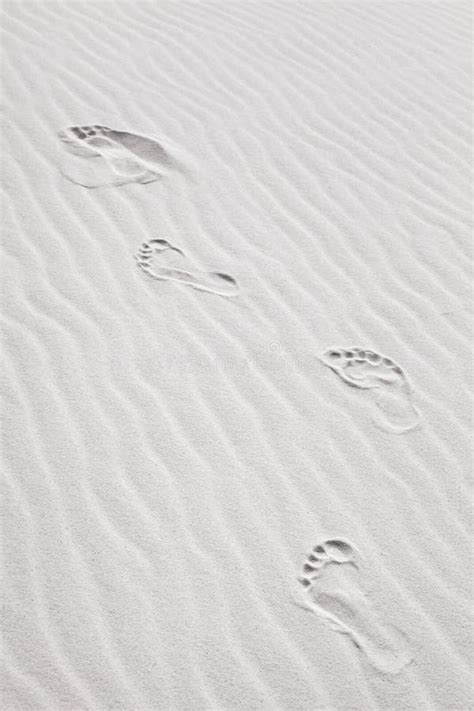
2, 1, 471, 709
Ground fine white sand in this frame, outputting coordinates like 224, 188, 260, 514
2, 2, 472, 709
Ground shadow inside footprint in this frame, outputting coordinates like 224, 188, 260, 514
319, 347, 421, 433
294, 538, 412, 674
135, 239, 239, 298
58, 124, 187, 188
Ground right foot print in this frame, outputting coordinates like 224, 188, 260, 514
319, 347, 421, 433
134, 239, 239, 298
58, 124, 186, 187
294, 538, 412, 674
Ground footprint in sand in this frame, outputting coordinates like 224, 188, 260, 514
294, 538, 412, 674
134, 239, 239, 298
319, 347, 421, 434
58, 124, 186, 188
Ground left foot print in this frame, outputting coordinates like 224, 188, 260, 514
134, 239, 239, 298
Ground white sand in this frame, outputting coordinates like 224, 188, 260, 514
2, 1, 472, 709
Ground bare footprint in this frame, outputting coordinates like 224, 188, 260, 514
319, 347, 421, 433
135, 239, 239, 298
294, 538, 412, 674
58, 124, 186, 188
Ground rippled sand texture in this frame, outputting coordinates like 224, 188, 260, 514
2, 2, 472, 710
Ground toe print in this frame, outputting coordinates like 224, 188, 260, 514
312, 545, 328, 558
319, 347, 420, 433
366, 351, 382, 364
58, 124, 190, 188
294, 539, 412, 674
298, 538, 355, 586
57, 126, 102, 159
134, 239, 239, 298
323, 539, 357, 563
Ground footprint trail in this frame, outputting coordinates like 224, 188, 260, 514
58, 125, 186, 187
319, 347, 421, 433
294, 538, 412, 674
135, 239, 239, 298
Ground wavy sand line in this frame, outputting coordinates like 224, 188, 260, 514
2, 1, 472, 710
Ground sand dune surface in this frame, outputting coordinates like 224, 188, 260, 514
2, 1, 472, 709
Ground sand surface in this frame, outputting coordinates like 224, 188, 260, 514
2, 1, 472, 709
